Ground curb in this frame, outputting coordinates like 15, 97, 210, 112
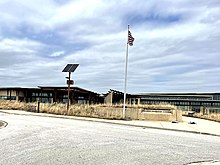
0, 120, 8, 129
0, 110, 220, 137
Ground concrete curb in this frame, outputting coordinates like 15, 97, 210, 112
0, 110, 220, 137
0, 120, 8, 129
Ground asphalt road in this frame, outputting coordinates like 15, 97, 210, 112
0, 113, 220, 165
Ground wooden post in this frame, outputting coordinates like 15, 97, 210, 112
37, 101, 40, 113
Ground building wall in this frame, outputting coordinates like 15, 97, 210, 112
0, 90, 7, 96
125, 108, 182, 121
17, 91, 25, 97
0, 89, 26, 101
1, 87, 103, 104
104, 92, 113, 105
8, 90, 16, 96
213, 95, 220, 100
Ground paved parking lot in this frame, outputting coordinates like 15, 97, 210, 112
1, 112, 220, 165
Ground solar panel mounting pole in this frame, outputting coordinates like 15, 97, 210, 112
62, 64, 79, 114
67, 72, 71, 112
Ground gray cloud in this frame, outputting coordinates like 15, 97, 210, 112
0, 0, 220, 93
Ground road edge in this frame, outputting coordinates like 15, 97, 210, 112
0, 110, 220, 137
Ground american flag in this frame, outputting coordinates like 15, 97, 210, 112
128, 30, 134, 46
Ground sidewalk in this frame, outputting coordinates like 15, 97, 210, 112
0, 109, 220, 137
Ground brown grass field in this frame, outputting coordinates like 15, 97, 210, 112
1, 100, 219, 121
0, 100, 176, 119
193, 113, 220, 122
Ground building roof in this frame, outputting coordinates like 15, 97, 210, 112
0, 86, 100, 96
133, 92, 220, 97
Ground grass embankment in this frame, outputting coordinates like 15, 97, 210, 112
193, 113, 220, 122
0, 100, 176, 120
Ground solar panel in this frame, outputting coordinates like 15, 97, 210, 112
62, 64, 79, 72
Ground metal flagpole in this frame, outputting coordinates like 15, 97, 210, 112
123, 25, 130, 119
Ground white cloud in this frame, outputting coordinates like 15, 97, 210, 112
0, 0, 220, 93
50, 51, 65, 57
0, 38, 44, 53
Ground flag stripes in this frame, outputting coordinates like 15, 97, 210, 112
128, 30, 134, 46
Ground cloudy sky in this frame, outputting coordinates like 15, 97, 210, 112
0, 0, 220, 94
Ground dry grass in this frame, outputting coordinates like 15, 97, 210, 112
3, 100, 219, 122
193, 113, 220, 122
0, 100, 36, 111
38, 103, 124, 119
0, 100, 176, 120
